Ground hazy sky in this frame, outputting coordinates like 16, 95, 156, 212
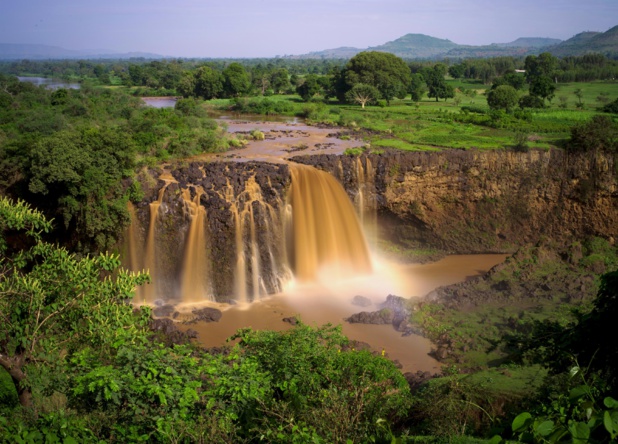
1, 0, 616, 57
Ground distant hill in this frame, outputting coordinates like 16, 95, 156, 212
300, 46, 363, 59
0, 43, 166, 60
289, 26, 617, 60
369, 34, 459, 58
497, 37, 562, 48
550, 25, 618, 56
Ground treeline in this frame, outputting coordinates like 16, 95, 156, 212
439, 53, 618, 84
0, 58, 346, 87
1, 52, 616, 93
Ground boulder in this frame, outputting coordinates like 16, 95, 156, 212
186, 307, 222, 324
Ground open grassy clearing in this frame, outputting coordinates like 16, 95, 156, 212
204, 79, 618, 154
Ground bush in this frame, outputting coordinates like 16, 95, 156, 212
513, 132, 530, 152
519, 95, 545, 109
568, 115, 618, 153
602, 97, 618, 114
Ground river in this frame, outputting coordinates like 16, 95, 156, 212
178, 253, 507, 374
17, 76, 80, 90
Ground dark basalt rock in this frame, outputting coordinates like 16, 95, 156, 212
149, 318, 198, 346
346, 308, 394, 325
186, 307, 223, 324
346, 294, 415, 336
282, 316, 298, 325
153, 304, 176, 317
404, 370, 435, 392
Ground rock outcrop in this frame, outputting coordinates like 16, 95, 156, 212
292, 149, 618, 253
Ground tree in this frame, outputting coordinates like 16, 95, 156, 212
177, 71, 196, 98
270, 68, 290, 94
0, 197, 149, 407
409, 73, 427, 102
424, 64, 455, 102
344, 83, 381, 108
343, 51, 411, 105
519, 94, 545, 109
222, 63, 250, 98
491, 72, 525, 91
448, 63, 465, 79
27, 128, 136, 250
574, 87, 585, 108
524, 52, 558, 83
296, 74, 321, 101
529, 75, 556, 104
194, 66, 223, 100
486, 85, 519, 112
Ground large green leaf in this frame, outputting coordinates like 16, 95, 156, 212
569, 385, 588, 401
604, 397, 618, 409
568, 421, 590, 444
512, 412, 532, 432
535, 420, 554, 437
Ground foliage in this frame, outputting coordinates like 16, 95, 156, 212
424, 64, 455, 102
602, 97, 618, 114
230, 324, 413, 443
568, 115, 618, 153
487, 85, 519, 112
513, 132, 530, 152
0, 196, 150, 407
222, 62, 251, 98
343, 51, 411, 104
519, 95, 546, 109
27, 127, 136, 250
529, 76, 557, 104
409, 73, 427, 102
296, 74, 322, 101
345, 83, 381, 108
507, 367, 618, 443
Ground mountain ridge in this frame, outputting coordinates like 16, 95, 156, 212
0, 43, 167, 60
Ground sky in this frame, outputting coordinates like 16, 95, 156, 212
0, 0, 617, 58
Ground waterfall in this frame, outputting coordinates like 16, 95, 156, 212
180, 188, 213, 303
125, 162, 373, 304
286, 164, 372, 281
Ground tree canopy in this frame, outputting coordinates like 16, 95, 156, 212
342, 51, 411, 104
486, 85, 519, 112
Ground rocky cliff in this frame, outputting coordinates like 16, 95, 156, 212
292, 149, 618, 253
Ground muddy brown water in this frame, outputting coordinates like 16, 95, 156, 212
177, 254, 508, 373
206, 118, 366, 162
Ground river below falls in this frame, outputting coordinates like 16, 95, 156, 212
178, 253, 508, 374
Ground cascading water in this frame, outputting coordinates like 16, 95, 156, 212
140, 181, 170, 304
180, 188, 213, 303
125, 161, 373, 305
286, 164, 372, 281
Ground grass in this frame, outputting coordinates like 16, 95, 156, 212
201, 79, 618, 157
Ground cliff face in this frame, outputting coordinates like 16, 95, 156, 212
131, 149, 617, 301
131, 161, 290, 301
292, 149, 618, 252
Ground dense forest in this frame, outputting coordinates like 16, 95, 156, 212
1, 49, 618, 443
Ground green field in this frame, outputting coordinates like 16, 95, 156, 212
205, 79, 618, 153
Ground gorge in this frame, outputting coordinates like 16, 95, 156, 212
123, 119, 617, 372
